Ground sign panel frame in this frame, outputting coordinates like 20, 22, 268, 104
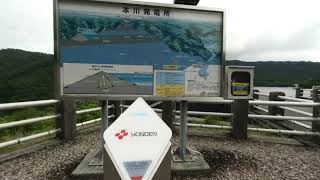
54, 0, 226, 101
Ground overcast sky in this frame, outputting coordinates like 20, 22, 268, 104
0, 0, 319, 61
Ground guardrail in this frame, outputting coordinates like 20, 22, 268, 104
0, 100, 114, 149
293, 85, 320, 99
119, 92, 320, 139
1, 88, 319, 150
174, 123, 320, 136
0, 99, 59, 111
253, 89, 319, 134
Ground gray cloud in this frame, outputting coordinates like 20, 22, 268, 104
228, 22, 320, 61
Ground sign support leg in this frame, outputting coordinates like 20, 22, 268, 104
180, 100, 188, 160
171, 100, 210, 176
101, 100, 109, 147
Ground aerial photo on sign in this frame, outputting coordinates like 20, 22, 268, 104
58, 0, 223, 96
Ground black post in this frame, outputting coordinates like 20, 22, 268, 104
253, 89, 259, 100
174, 0, 199, 5
162, 101, 175, 132
268, 92, 285, 116
312, 87, 320, 133
295, 85, 302, 98
58, 99, 76, 140
101, 100, 108, 146
231, 99, 249, 139
250, 89, 259, 111
110, 100, 121, 119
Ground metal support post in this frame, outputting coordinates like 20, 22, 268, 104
269, 92, 285, 115
231, 99, 249, 139
295, 84, 302, 98
250, 89, 259, 111
175, 0, 197, 159
110, 100, 121, 119
312, 87, 320, 132
101, 100, 109, 146
58, 99, 76, 141
162, 101, 175, 133
179, 100, 188, 160
253, 89, 259, 100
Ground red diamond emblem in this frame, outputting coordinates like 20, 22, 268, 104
115, 130, 129, 140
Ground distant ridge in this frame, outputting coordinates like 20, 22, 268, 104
0, 48, 319, 102
0, 48, 54, 103
227, 60, 320, 87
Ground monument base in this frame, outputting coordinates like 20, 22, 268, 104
71, 149, 103, 180
171, 148, 211, 177
71, 148, 171, 180
72, 148, 210, 179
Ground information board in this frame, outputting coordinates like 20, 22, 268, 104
56, 0, 225, 98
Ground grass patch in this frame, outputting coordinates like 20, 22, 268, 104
203, 116, 230, 126
0, 101, 101, 144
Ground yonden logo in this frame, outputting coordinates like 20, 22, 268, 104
115, 130, 129, 140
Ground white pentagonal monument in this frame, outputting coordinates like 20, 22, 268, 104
103, 97, 172, 180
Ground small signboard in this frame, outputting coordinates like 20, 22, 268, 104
225, 66, 254, 99
103, 97, 172, 180
55, 0, 225, 99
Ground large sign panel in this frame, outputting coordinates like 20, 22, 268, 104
57, 0, 224, 98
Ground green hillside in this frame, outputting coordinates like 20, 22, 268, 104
0, 49, 54, 103
0, 49, 101, 144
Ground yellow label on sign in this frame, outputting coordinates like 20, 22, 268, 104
232, 82, 249, 86
233, 91, 248, 95
156, 85, 184, 96
231, 82, 249, 96
163, 65, 178, 70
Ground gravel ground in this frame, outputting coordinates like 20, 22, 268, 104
1, 127, 320, 180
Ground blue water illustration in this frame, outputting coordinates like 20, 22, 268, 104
156, 71, 184, 85
60, 42, 220, 69
113, 73, 153, 86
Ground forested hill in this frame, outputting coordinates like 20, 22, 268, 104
0, 49, 54, 103
0, 48, 319, 103
227, 60, 320, 87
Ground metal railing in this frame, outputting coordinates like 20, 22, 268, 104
174, 123, 320, 136
1, 90, 319, 149
249, 100, 320, 107
278, 95, 313, 102
0, 99, 59, 111
0, 114, 60, 130
118, 93, 320, 138
0, 100, 114, 149
0, 129, 61, 149
252, 90, 319, 132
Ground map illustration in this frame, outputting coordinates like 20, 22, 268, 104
59, 5, 223, 96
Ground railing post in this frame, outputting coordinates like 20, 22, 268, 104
312, 87, 320, 133
179, 100, 188, 160
231, 99, 248, 139
295, 84, 303, 98
110, 100, 121, 119
253, 89, 259, 100
58, 99, 76, 141
250, 89, 259, 111
162, 101, 175, 133
101, 100, 108, 146
269, 92, 285, 116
